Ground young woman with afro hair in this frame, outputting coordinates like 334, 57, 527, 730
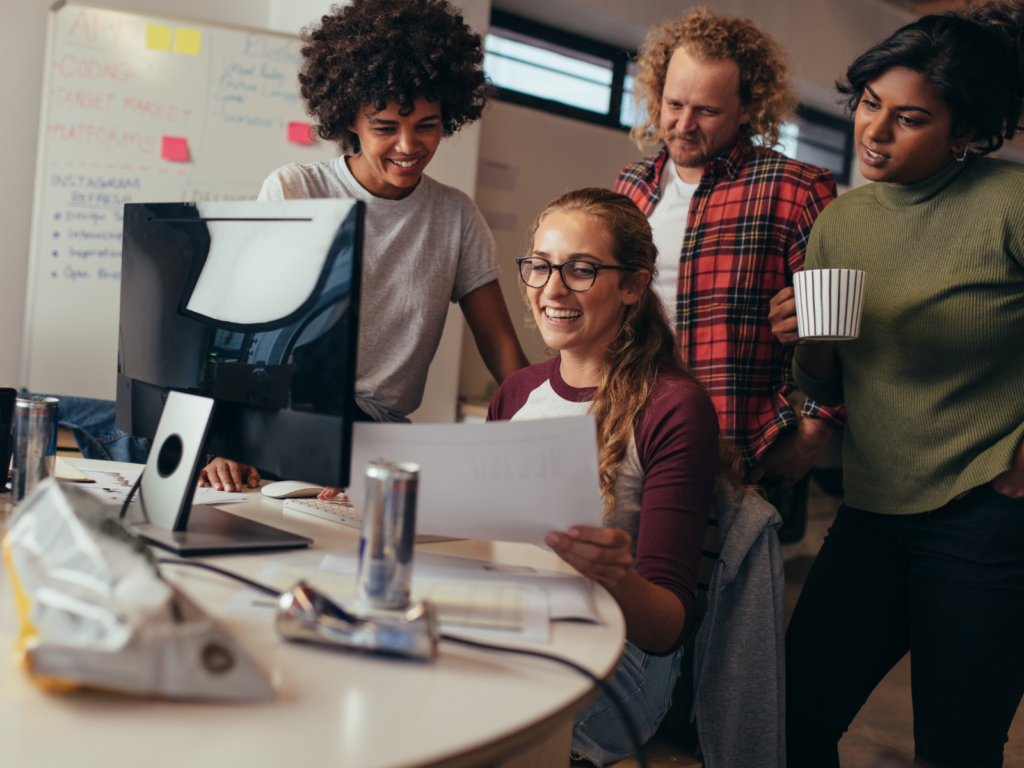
200, 0, 529, 494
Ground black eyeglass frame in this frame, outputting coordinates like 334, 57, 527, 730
516, 257, 638, 293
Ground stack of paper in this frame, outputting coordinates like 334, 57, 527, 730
321, 552, 601, 623
225, 563, 553, 644
78, 467, 249, 508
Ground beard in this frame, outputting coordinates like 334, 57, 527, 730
663, 128, 734, 168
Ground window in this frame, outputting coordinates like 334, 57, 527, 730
484, 11, 855, 185
619, 62, 640, 128
777, 107, 855, 186
485, 11, 631, 130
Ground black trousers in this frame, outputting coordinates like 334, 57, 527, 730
786, 487, 1024, 768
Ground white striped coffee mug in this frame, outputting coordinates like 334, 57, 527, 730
793, 269, 866, 341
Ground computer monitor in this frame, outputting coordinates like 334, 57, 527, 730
1, 388, 15, 488
116, 199, 363, 554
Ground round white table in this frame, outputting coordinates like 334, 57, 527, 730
0, 459, 626, 768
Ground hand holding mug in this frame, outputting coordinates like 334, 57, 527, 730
992, 438, 1024, 499
769, 286, 802, 346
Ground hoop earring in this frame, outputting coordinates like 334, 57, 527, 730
954, 147, 970, 162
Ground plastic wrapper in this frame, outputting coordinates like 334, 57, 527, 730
2, 479, 273, 700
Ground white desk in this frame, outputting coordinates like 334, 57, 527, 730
0, 459, 625, 768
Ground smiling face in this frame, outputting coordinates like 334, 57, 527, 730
659, 48, 752, 183
527, 211, 644, 367
346, 97, 443, 200
854, 67, 968, 185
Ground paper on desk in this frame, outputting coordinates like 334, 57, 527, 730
349, 416, 603, 545
77, 468, 248, 507
224, 564, 551, 644
193, 487, 249, 505
320, 552, 600, 623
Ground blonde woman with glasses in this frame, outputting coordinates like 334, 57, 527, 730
488, 188, 737, 765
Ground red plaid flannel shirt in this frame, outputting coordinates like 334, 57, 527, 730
616, 145, 846, 468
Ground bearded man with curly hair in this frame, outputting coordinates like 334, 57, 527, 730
200, 0, 529, 494
615, 6, 845, 496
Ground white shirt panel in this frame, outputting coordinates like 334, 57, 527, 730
647, 161, 699, 323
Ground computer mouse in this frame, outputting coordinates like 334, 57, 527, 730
261, 480, 325, 499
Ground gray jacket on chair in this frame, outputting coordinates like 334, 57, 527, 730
691, 485, 786, 768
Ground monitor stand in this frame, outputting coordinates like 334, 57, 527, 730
131, 391, 312, 556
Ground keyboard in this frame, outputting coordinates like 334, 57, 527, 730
283, 497, 363, 529
282, 497, 459, 543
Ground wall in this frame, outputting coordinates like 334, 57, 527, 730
0, 0, 271, 392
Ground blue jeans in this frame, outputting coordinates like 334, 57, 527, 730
41, 395, 151, 463
572, 641, 685, 767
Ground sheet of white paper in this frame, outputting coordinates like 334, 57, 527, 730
224, 564, 551, 644
192, 487, 249, 505
320, 552, 600, 623
78, 468, 248, 508
348, 417, 603, 545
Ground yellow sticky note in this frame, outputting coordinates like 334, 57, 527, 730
145, 24, 172, 52
174, 28, 202, 56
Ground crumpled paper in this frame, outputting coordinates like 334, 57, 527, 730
2, 479, 273, 700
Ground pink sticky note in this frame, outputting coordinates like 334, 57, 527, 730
161, 136, 189, 162
288, 122, 314, 145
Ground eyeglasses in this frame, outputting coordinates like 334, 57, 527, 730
516, 257, 637, 293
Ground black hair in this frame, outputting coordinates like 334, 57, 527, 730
836, 0, 1024, 154
298, 0, 492, 153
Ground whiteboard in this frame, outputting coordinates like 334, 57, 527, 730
21, 2, 340, 399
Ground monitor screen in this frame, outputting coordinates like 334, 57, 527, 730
116, 200, 363, 488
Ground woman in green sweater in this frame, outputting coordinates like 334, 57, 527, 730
769, 3, 1024, 766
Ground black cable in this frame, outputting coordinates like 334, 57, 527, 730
154, 560, 649, 767
119, 470, 144, 520
156, 558, 282, 597
439, 634, 649, 768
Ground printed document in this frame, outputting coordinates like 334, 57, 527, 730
348, 416, 603, 544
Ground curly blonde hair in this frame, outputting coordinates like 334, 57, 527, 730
630, 6, 797, 153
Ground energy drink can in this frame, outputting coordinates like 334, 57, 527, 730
11, 396, 59, 502
356, 460, 419, 610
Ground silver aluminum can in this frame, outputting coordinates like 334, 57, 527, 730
356, 460, 419, 610
11, 396, 59, 502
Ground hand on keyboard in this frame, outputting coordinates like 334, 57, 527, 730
317, 486, 348, 500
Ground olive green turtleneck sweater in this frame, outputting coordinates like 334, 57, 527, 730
794, 156, 1024, 514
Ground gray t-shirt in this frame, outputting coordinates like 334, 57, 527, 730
259, 156, 501, 422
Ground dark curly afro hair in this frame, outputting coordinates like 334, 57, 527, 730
299, 0, 491, 153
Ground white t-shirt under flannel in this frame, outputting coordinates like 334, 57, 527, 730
648, 160, 699, 323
